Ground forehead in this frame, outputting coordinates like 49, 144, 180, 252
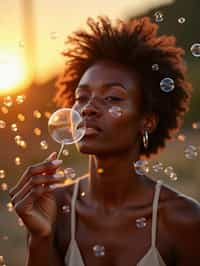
77, 60, 139, 91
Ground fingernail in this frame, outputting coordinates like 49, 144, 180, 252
51, 159, 63, 166
49, 184, 64, 189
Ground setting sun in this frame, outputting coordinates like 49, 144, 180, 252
0, 53, 27, 95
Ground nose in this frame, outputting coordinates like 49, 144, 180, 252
81, 99, 100, 117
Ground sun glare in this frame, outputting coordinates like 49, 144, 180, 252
0, 53, 27, 95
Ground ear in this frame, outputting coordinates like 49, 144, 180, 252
140, 113, 159, 134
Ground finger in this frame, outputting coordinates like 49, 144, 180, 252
44, 152, 57, 162
11, 173, 66, 206
9, 159, 63, 198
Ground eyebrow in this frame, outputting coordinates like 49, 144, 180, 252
76, 82, 128, 91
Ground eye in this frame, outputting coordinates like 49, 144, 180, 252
74, 96, 88, 103
105, 96, 122, 102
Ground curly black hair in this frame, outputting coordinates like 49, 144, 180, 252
53, 16, 192, 158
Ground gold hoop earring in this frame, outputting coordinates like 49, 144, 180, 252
142, 129, 149, 149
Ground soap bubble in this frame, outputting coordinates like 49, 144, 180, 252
154, 12, 164, 23
0, 120, 6, 129
40, 140, 48, 150
63, 168, 76, 179
33, 110, 42, 119
1, 106, 8, 114
48, 108, 85, 145
134, 160, 149, 175
160, 77, 175, 93
190, 43, 200, 57
178, 17, 186, 24
136, 217, 147, 228
16, 95, 26, 104
0, 170, 5, 179
93, 245, 105, 257
184, 145, 198, 159
3, 96, 13, 107
152, 64, 159, 71
152, 162, 164, 173
192, 121, 200, 130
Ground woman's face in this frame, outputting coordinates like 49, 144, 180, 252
72, 60, 143, 156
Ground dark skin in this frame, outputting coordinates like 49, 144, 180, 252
9, 60, 200, 266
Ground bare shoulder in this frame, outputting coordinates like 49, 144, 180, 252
159, 182, 200, 263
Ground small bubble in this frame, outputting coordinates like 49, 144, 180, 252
160, 77, 175, 93
192, 121, 200, 130
44, 111, 52, 118
16, 95, 26, 104
1, 183, 8, 191
1, 106, 8, 114
136, 217, 147, 228
14, 135, 22, 144
164, 166, 176, 179
33, 110, 42, 119
11, 123, 18, 132
154, 11, 164, 23
61, 205, 70, 213
170, 172, 178, 181
178, 17, 186, 24
177, 133, 186, 142
62, 149, 69, 156
0, 170, 6, 179
63, 168, 76, 179
0, 120, 6, 129
190, 43, 200, 57
97, 168, 104, 174
152, 162, 163, 173
17, 113, 25, 122
134, 160, 149, 175
40, 140, 48, 150
93, 245, 105, 257
18, 140, 27, 149
152, 64, 159, 71
184, 144, 198, 160
14, 156, 21, 165
81, 192, 86, 197
7, 202, 14, 212
3, 96, 13, 107
33, 128, 42, 136
108, 106, 123, 118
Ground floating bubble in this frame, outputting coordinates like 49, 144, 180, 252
136, 217, 147, 228
63, 168, 76, 179
178, 17, 186, 24
18, 140, 27, 149
152, 162, 163, 173
190, 43, 200, 57
93, 245, 105, 257
170, 172, 178, 181
33, 110, 42, 119
40, 140, 48, 150
11, 123, 18, 132
14, 135, 22, 144
1, 106, 8, 114
7, 202, 14, 212
48, 108, 85, 145
16, 95, 26, 104
0, 120, 6, 129
44, 111, 51, 119
33, 128, 42, 136
164, 166, 176, 179
3, 95, 13, 107
177, 133, 186, 142
154, 12, 164, 23
81, 192, 86, 197
134, 160, 149, 175
0, 170, 5, 179
97, 168, 104, 174
108, 106, 123, 118
1, 183, 8, 191
17, 113, 25, 122
14, 156, 21, 165
152, 64, 159, 71
62, 149, 69, 156
61, 205, 70, 213
192, 121, 200, 130
184, 144, 198, 159
160, 77, 175, 93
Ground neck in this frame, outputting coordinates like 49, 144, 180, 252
87, 149, 143, 210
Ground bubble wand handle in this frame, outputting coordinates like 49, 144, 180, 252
56, 142, 65, 160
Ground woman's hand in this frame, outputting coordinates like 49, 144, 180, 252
8, 152, 66, 238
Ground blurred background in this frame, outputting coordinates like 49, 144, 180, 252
0, 0, 200, 265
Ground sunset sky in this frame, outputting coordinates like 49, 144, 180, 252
0, 0, 174, 94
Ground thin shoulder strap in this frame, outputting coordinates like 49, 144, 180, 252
151, 180, 163, 247
70, 179, 80, 241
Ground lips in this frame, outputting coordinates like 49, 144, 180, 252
77, 120, 102, 136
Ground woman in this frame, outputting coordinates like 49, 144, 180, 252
9, 16, 200, 265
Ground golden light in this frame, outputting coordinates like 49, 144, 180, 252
0, 53, 27, 95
